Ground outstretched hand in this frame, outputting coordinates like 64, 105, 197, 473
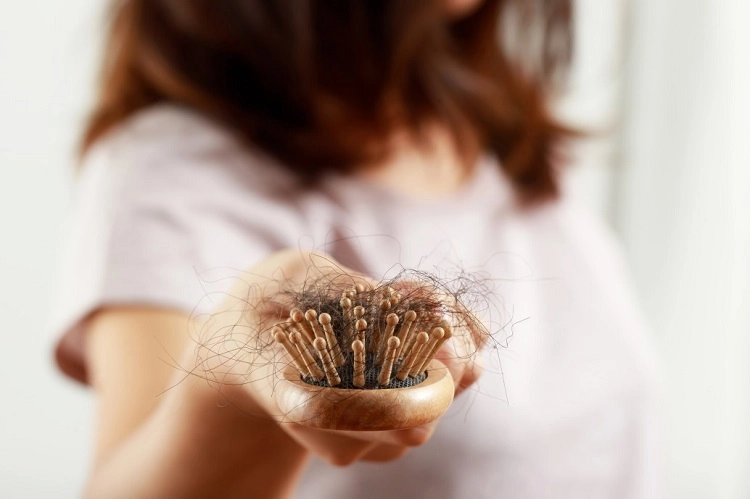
194, 250, 485, 466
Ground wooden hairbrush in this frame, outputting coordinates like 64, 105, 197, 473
272, 283, 455, 431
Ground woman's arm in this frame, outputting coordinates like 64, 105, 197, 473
82, 250, 482, 497
84, 307, 308, 498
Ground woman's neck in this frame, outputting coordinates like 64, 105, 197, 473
358, 124, 480, 199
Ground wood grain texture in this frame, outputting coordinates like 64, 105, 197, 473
275, 360, 454, 431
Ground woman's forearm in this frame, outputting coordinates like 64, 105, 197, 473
85, 376, 309, 498
82, 250, 475, 497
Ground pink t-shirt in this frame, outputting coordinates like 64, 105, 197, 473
51, 104, 662, 498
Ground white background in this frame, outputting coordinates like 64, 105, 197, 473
0, 1, 748, 497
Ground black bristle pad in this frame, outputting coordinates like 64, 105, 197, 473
303, 352, 427, 389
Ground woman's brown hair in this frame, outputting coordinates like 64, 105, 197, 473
83, 0, 574, 200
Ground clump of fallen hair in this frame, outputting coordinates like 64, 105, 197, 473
269, 269, 490, 390
188, 265, 495, 396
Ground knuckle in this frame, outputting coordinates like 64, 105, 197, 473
455, 354, 484, 394
393, 426, 434, 447
319, 443, 375, 467
461, 361, 482, 387
323, 450, 364, 467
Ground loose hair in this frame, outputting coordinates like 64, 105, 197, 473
83, 0, 575, 200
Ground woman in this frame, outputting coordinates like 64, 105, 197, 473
52, 0, 661, 497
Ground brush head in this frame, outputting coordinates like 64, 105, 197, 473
276, 359, 453, 430
272, 279, 459, 430
304, 350, 427, 390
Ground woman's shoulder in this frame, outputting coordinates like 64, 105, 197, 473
91, 103, 236, 164
82, 103, 298, 195
71, 105, 309, 261
94, 103, 239, 154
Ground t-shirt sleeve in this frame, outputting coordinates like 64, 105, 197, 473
49, 106, 306, 383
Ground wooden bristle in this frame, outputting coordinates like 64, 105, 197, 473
290, 331, 324, 381
354, 305, 365, 320
340, 297, 353, 344
368, 301, 388, 354
396, 310, 417, 359
290, 308, 315, 343
440, 318, 454, 340
305, 309, 324, 340
410, 329, 441, 377
273, 327, 307, 377
355, 318, 367, 344
376, 313, 399, 364
352, 339, 365, 388
389, 292, 401, 308
319, 312, 345, 367
397, 331, 428, 381
313, 337, 341, 387
414, 326, 445, 374
426, 319, 453, 368
378, 336, 400, 386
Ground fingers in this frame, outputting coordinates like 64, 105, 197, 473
283, 425, 377, 466
281, 423, 436, 466
457, 350, 483, 393
434, 329, 484, 398
332, 422, 438, 448
360, 444, 411, 462
208, 249, 488, 467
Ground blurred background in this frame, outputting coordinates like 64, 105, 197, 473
0, 0, 748, 497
